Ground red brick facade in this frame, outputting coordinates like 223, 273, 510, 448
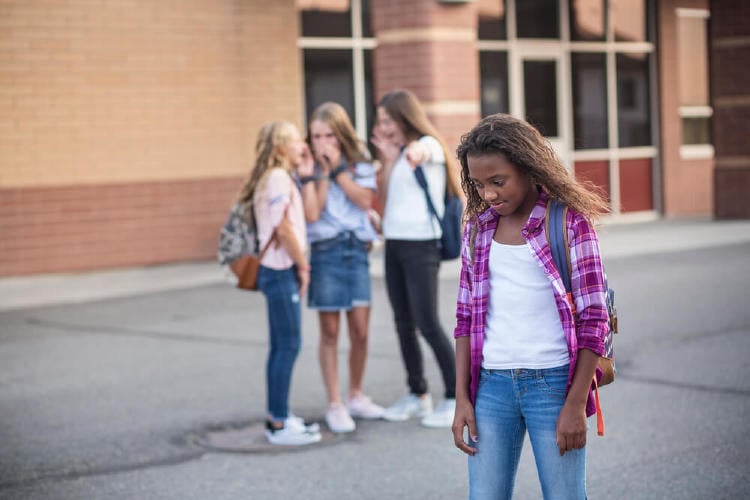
712, 0, 750, 217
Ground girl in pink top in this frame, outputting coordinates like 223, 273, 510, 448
236, 121, 320, 446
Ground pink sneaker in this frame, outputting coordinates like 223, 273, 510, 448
346, 394, 385, 420
325, 403, 356, 433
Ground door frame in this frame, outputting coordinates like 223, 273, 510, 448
510, 44, 573, 171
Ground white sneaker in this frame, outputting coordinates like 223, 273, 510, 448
420, 398, 456, 428
382, 393, 433, 422
265, 422, 322, 446
326, 403, 356, 433
287, 414, 320, 433
347, 394, 385, 420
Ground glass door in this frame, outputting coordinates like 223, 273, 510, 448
510, 48, 570, 168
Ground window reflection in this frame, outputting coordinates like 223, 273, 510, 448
480, 52, 509, 116
516, 0, 559, 39
569, 0, 605, 41
572, 53, 608, 149
617, 53, 651, 147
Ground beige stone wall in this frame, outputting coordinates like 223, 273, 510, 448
0, 0, 302, 188
0, 0, 303, 275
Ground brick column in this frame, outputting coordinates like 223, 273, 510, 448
371, 0, 480, 151
711, 0, 750, 218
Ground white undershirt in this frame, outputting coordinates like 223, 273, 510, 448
482, 240, 569, 369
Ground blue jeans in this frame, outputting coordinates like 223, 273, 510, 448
469, 365, 587, 500
257, 265, 301, 422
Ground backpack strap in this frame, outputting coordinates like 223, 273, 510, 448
413, 165, 443, 226
545, 199, 574, 312
545, 198, 605, 436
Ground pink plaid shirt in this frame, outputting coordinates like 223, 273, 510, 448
454, 192, 608, 417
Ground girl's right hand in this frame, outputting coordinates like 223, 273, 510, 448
451, 397, 478, 456
296, 265, 310, 296
314, 143, 340, 173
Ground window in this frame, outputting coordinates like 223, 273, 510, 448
303, 49, 355, 121
300, 0, 351, 37
298, 0, 375, 137
478, 0, 507, 40
480, 51, 509, 116
616, 53, 651, 147
516, 0, 559, 39
571, 53, 608, 149
523, 60, 558, 136
676, 9, 712, 158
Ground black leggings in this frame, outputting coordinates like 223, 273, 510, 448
384, 239, 456, 399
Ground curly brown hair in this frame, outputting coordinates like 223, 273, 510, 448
456, 114, 609, 222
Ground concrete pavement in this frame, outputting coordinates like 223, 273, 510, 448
2, 217, 749, 312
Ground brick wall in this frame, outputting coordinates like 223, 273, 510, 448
371, 0, 480, 151
712, 0, 750, 218
0, 0, 303, 275
658, 0, 713, 217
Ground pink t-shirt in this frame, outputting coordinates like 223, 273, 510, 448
254, 168, 306, 270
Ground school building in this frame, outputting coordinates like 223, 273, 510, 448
1, 0, 748, 276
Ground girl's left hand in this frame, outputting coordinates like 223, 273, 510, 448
404, 141, 428, 169
297, 143, 314, 177
451, 397, 478, 456
555, 401, 587, 456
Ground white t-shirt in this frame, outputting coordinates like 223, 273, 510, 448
382, 135, 446, 240
482, 240, 569, 369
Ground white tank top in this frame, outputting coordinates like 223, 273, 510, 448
482, 240, 569, 369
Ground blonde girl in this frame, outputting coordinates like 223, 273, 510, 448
238, 121, 321, 446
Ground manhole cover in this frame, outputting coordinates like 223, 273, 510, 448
189, 421, 346, 453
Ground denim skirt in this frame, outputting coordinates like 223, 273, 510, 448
308, 231, 371, 311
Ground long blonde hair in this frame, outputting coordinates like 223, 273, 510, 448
237, 121, 298, 208
378, 89, 462, 197
308, 102, 368, 164
456, 114, 609, 221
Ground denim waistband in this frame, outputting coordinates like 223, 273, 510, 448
311, 231, 363, 248
480, 364, 569, 377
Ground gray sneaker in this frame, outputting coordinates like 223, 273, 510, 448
383, 394, 433, 422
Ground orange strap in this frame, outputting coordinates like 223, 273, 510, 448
593, 376, 605, 436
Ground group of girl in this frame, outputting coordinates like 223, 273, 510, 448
241, 89, 459, 447
241, 89, 611, 500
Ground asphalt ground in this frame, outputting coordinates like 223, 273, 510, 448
1, 217, 749, 499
